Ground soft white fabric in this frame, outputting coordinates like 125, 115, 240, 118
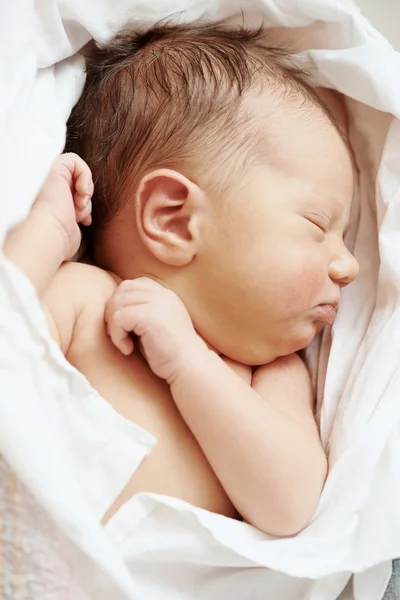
1, 1, 400, 599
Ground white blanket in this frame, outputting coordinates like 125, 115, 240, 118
1, 1, 400, 599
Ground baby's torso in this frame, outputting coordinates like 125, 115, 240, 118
64, 263, 235, 522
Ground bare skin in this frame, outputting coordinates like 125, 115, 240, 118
4, 157, 236, 522
52, 262, 236, 522
3, 91, 358, 535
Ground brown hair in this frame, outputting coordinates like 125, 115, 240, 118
66, 22, 324, 230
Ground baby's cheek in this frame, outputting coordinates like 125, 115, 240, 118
278, 259, 326, 315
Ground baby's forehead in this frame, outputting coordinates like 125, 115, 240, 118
301, 189, 353, 220
243, 87, 337, 165
241, 92, 353, 206
243, 78, 345, 147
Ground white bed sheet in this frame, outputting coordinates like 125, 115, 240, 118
1, 1, 400, 599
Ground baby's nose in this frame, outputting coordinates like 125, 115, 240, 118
329, 251, 359, 287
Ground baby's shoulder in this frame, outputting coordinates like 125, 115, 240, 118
59, 261, 122, 332
48, 262, 121, 358
56, 261, 119, 299
42, 261, 119, 353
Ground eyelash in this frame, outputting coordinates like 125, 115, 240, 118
306, 217, 329, 234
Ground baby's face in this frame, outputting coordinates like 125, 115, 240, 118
188, 107, 359, 364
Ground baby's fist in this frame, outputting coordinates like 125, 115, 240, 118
105, 278, 204, 384
34, 153, 93, 260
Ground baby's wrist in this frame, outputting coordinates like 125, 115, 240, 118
169, 335, 216, 387
31, 203, 70, 261
4, 202, 69, 297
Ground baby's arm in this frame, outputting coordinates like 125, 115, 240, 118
3, 154, 92, 345
168, 350, 325, 536
4, 153, 92, 297
106, 278, 327, 536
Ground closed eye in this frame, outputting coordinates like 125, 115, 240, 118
305, 215, 330, 234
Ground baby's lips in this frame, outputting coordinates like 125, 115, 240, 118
312, 304, 338, 326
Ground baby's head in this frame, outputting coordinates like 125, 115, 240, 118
67, 23, 359, 364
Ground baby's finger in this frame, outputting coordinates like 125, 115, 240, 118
109, 322, 135, 356
72, 158, 94, 198
107, 309, 135, 355
116, 334, 134, 356
58, 154, 92, 191
81, 214, 92, 227
75, 198, 92, 226
110, 290, 154, 311
75, 192, 91, 210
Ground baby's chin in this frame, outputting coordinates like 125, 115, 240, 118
214, 340, 294, 367
281, 321, 323, 355
239, 325, 320, 365
210, 341, 272, 366
205, 321, 323, 366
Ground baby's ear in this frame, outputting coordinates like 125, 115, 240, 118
136, 169, 206, 266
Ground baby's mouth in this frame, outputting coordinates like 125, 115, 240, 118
311, 303, 338, 326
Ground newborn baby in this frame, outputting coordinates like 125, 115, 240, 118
4, 23, 358, 536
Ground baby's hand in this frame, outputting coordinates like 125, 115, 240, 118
34, 153, 93, 260
105, 278, 205, 383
